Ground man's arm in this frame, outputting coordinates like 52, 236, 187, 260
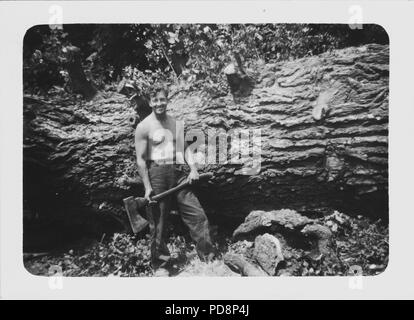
184, 140, 200, 184
135, 124, 153, 200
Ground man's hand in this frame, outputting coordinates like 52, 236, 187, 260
144, 187, 156, 204
186, 170, 200, 185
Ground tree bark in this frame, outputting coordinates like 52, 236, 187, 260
168, 44, 389, 220
23, 44, 389, 236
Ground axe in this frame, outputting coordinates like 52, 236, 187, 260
123, 172, 213, 234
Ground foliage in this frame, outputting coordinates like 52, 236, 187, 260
322, 211, 389, 275
296, 212, 388, 276
24, 23, 388, 95
227, 211, 388, 277
24, 212, 388, 277
24, 26, 66, 94
24, 233, 153, 277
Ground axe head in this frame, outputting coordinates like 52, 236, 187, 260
123, 196, 149, 234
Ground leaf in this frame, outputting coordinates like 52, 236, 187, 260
144, 39, 153, 49
86, 52, 98, 62
254, 33, 263, 41
167, 32, 179, 44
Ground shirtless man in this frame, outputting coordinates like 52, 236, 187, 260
134, 84, 215, 275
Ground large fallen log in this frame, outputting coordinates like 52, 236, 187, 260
23, 44, 389, 238
168, 44, 388, 219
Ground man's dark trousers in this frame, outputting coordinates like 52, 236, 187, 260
146, 162, 214, 269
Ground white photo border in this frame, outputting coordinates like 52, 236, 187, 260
0, 0, 413, 299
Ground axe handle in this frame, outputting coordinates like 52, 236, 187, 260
151, 172, 213, 201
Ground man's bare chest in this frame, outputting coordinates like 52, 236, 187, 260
148, 122, 177, 147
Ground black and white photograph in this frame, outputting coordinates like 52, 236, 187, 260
21, 23, 390, 278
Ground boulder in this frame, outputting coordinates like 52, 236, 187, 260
233, 209, 313, 237
301, 224, 333, 260
223, 253, 267, 276
253, 233, 284, 275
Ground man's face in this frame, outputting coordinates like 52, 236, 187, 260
150, 90, 168, 116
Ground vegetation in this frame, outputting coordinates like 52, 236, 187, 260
24, 211, 388, 277
24, 24, 388, 96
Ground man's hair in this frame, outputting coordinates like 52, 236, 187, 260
150, 84, 169, 99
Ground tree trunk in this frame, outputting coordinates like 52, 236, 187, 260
168, 44, 389, 221
23, 44, 389, 239
64, 46, 97, 100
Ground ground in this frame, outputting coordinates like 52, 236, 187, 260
24, 210, 388, 277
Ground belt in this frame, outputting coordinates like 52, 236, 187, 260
146, 159, 186, 169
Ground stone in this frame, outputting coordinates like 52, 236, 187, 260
253, 233, 284, 275
233, 209, 313, 237
301, 224, 333, 260
223, 253, 267, 276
